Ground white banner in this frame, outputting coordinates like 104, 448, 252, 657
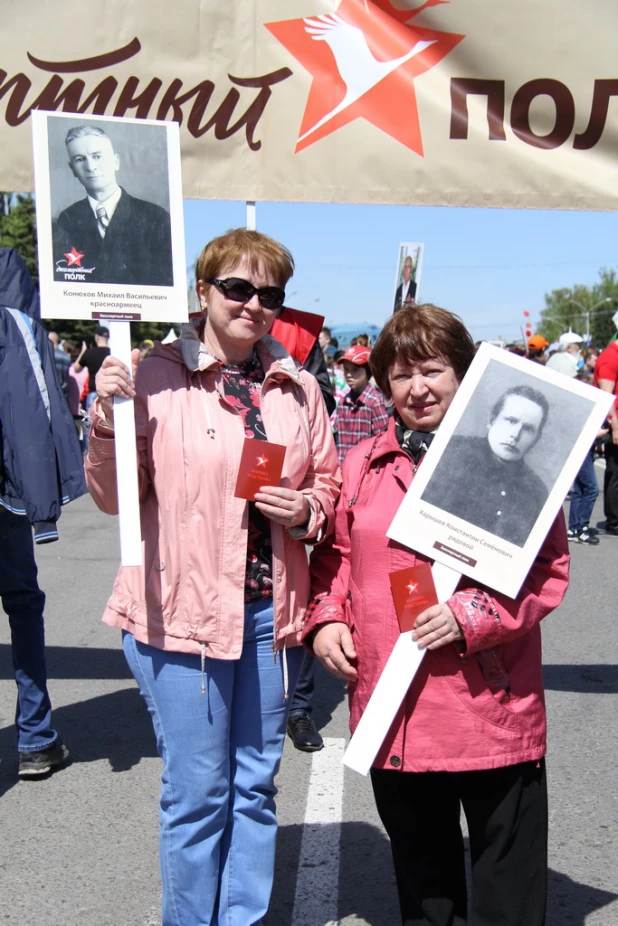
0, 1, 617, 209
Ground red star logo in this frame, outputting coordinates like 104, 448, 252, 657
64, 246, 85, 267
266, 0, 464, 155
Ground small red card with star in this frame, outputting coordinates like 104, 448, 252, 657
234, 438, 286, 501
389, 563, 438, 633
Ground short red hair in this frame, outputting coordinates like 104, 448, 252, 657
195, 229, 294, 302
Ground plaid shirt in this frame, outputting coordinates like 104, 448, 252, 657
333, 383, 390, 465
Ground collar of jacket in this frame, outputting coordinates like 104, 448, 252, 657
346, 417, 410, 509
367, 416, 407, 462
178, 318, 302, 384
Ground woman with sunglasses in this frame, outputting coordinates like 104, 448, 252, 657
85, 229, 340, 926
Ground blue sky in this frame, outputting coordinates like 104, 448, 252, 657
183, 200, 618, 344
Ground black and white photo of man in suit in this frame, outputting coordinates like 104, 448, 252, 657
52, 125, 173, 287
422, 385, 551, 547
393, 254, 417, 312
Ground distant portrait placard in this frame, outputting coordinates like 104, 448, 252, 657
392, 242, 424, 314
388, 343, 613, 598
32, 111, 188, 324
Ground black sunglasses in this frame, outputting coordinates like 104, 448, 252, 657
208, 277, 286, 311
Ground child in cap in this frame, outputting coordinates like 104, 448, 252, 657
331, 344, 390, 465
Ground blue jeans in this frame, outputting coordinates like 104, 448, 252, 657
122, 600, 303, 926
568, 449, 599, 532
0, 509, 57, 752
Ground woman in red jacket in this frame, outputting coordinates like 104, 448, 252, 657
305, 304, 570, 926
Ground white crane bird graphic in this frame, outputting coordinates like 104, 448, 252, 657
299, 13, 436, 143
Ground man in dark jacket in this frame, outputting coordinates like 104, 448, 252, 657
393, 255, 417, 312
0, 247, 87, 777
270, 306, 336, 752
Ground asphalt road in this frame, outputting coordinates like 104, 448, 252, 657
0, 492, 616, 925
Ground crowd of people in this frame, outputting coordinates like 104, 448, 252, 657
2, 232, 617, 926
503, 329, 615, 546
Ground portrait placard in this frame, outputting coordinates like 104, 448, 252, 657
32, 111, 188, 324
387, 343, 614, 598
392, 242, 424, 314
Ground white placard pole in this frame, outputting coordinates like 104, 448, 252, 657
246, 201, 256, 231
109, 320, 142, 566
342, 561, 461, 776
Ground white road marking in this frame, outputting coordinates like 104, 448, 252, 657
292, 737, 346, 926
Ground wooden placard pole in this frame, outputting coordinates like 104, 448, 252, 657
109, 320, 142, 566
246, 201, 256, 231
30, 112, 188, 570
342, 561, 461, 776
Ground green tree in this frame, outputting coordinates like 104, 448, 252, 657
539, 268, 618, 347
132, 321, 180, 345
0, 193, 38, 285
40, 318, 181, 348
0, 191, 190, 346
41, 318, 102, 345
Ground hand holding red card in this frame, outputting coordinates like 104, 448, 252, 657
234, 438, 286, 501
389, 563, 439, 633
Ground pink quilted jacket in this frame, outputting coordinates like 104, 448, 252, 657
304, 418, 570, 772
86, 330, 341, 659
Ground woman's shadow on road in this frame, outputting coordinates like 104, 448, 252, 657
269, 820, 617, 925
0, 643, 157, 797
1, 645, 616, 926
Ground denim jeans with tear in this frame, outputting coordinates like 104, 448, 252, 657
0, 509, 57, 752
123, 598, 303, 926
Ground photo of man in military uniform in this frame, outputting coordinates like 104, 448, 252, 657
51, 123, 174, 287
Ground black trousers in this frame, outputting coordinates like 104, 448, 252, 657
370, 760, 547, 926
603, 442, 618, 531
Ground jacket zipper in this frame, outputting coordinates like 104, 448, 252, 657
214, 361, 301, 697
200, 643, 207, 694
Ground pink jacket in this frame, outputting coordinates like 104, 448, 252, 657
304, 418, 570, 772
85, 330, 341, 659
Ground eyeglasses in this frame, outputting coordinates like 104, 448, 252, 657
207, 277, 286, 311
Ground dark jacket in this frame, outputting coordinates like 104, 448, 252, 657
0, 248, 87, 542
53, 188, 173, 286
0, 247, 41, 320
303, 341, 335, 416
270, 307, 336, 415
394, 277, 417, 312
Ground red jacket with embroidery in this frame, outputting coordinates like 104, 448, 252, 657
304, 417, 570, 772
